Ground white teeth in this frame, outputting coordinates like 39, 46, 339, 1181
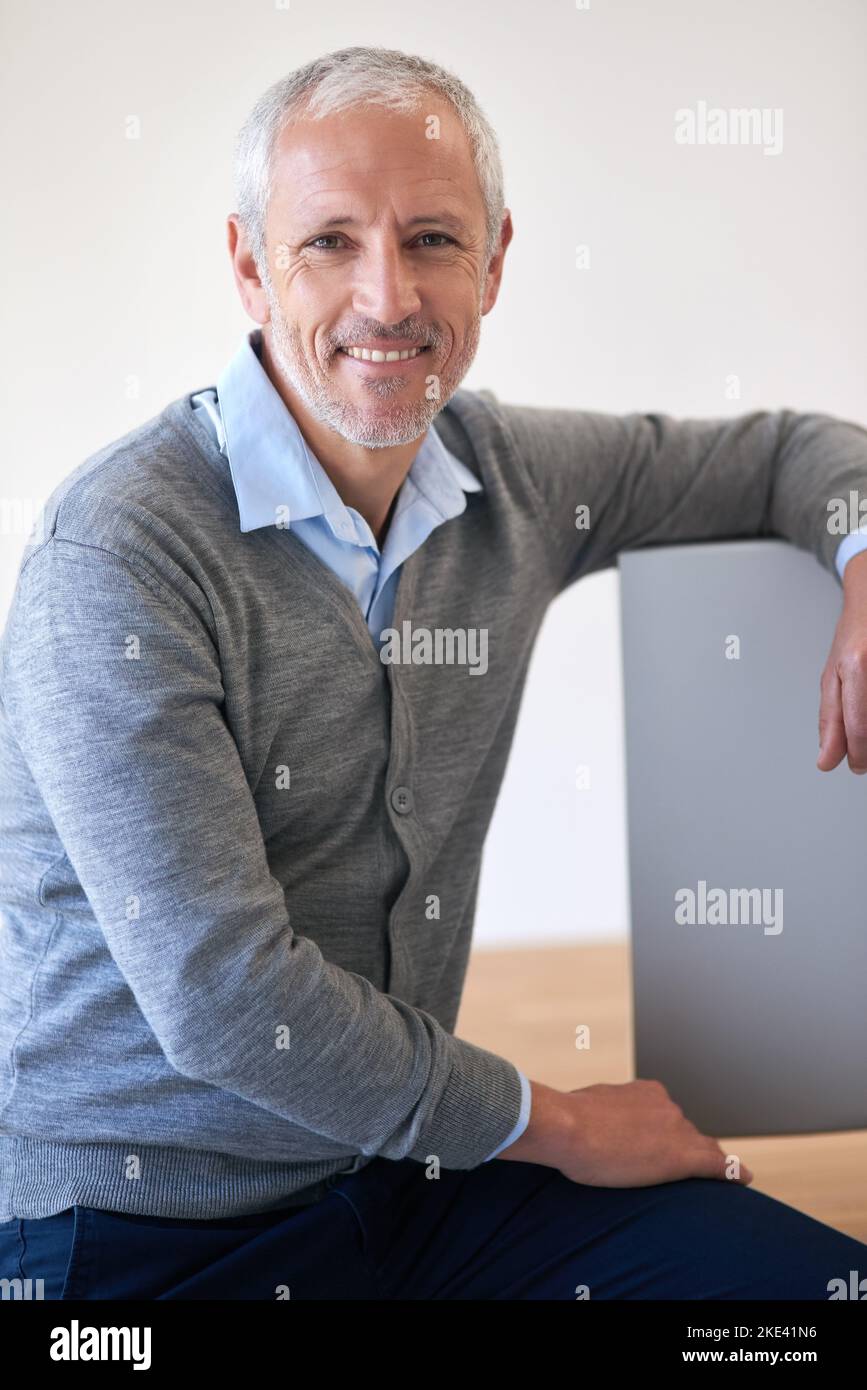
342, 345, 425, 361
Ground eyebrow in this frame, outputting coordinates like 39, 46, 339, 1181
298, 211, 471, 238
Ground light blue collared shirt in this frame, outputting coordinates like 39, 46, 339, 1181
835, 523, 867, 579
193, 330, 483, 644
191, 329, 532, 1163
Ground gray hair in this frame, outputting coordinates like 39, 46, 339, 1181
233, 45, 505, 289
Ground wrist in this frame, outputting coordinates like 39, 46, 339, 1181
495, 1079, 578, 1165
842, 547, 867, 592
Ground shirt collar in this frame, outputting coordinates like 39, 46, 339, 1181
215, 329, 482, 541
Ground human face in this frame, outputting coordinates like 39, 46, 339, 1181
257, 99, 510, 448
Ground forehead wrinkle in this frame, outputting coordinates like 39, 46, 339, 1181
273, 105, 473, 186
275, 132, 471, 184
287, 176, 469, 227
287, 160, 467, 192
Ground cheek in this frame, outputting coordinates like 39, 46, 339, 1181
290, 289, 346, 359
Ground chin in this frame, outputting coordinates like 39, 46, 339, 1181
339, 412, 431, 449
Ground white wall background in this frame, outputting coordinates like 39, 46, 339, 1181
2, 0, 865, 947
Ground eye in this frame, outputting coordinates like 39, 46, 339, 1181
304, 232, 456, 252
415, 232, 455, 248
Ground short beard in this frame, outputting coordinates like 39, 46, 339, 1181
263, 280, 484, 449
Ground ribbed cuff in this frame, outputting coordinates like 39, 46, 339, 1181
406, 1036, 525, 1169
483, 1069, 532, 1160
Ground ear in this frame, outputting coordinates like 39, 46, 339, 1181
481, 209, 513, 317
227, 215, 270, 324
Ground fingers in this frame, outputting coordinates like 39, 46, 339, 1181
839, 654, 867, 772
817, 664, 847, 770
691, 1142, 753, 1185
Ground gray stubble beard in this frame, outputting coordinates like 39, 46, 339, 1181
264, 282, 485, 449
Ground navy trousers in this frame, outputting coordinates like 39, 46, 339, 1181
2, 1155, 865, 1300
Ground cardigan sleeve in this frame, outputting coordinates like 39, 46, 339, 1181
487, 397, 867, 594
2, 535, 525, 1170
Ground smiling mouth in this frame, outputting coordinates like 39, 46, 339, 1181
338, 345, 430, 363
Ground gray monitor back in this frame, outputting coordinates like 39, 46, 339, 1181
619, 539, 867, 1137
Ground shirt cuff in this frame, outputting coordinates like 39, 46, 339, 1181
835, 526, 867, 580
481, 1069, 532, 1161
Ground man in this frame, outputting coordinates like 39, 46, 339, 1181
1, 44, 866, 1300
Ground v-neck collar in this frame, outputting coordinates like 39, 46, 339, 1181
170, 390, 423, 671
268, 518, 422, 671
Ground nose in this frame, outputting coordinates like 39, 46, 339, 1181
351, 236, 422, 326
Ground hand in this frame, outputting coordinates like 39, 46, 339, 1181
818, 548, 867, 773
497, 1078, 754, 1188
559, 1080, 753, 1188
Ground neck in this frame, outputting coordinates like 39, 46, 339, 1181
259, 327, 423, 547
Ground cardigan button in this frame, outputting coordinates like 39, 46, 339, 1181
390, 785, 414, 815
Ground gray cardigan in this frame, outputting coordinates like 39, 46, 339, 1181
1, 383, 865, 1219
